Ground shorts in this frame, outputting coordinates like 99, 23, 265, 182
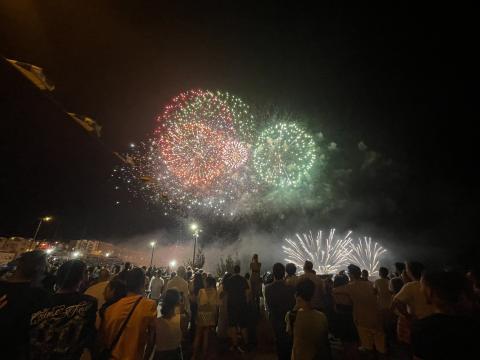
227, 303, 248, 328
356, 326, 386, 354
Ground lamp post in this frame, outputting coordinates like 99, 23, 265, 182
190, 223, 200, 268
149, 241, 156, 268
33, 216, 53, 241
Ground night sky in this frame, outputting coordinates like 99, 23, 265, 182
0, 2, 478, 264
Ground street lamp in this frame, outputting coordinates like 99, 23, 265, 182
33, 216, 53, 241
169, 260, 177, 268
190, 222, 200, 268
72, 251, 80, 258
149, 241, 156, 268
45, 248, 54, 255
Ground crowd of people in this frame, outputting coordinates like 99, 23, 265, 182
0, 250, 479, 360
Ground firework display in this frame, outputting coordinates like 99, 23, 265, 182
160, 122, 234, 188
214, 91, 256, 143
253, 122, 316, 188
114, 89, 322, 216
283, 229, 353, 273
113, 90, 261, 215
111, 140, 170, 204
347, 236, 387, 277
283, 230, 387, 275
158, 89, 255, 141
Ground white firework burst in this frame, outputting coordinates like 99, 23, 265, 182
283, 229, 353, 274
347, 236, 387, 277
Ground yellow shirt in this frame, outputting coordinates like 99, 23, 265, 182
334, 280, 382, 330
100, 295, 157, 360
374, 278, 392, 309
291, 309, 329, 360
155, 315, 182, 351
394, 281, 435, 319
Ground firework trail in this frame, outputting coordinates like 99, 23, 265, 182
346, 236, 387, 276
283, 229, 353, 274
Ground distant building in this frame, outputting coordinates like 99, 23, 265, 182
0, 237, 149, 266
68, 239, 148, 265
0, 237, 35, 256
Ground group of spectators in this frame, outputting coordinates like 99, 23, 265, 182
0, 250, 479, 360
264, 260, 479, 360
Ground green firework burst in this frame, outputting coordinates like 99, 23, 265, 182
253, 122, 316, 187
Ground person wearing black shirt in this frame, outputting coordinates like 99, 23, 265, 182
0, 250, 52, 360
411, 270, 478, 360
30, 260, 97, 360
224, 264, 249, 352
116, 262, 132, 282
265, 263, 296, 360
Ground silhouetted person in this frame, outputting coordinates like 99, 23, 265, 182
265, 263, 296, 360
100, 268, 156, 360
117, 262, 131, 281
30, 260, 97, 359
334, 264, 386, 356
287, 278, 331, 360
224, 264, 249, 352
250, 254, 262, 306
361, 269, 370, 281
411, 271, 478, 359
0, 251, 51, 359
285, 262, 298, 287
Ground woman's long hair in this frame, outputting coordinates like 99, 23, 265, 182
162, 288, 180, 317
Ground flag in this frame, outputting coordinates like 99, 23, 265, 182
6, 59, 55, 91
139, 176, 154, 182
67, 112, 102, 137
125, 154, 135, 166
114, 152, 135, 166
113, 152, 127, 164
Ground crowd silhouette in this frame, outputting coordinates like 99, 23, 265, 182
0, 250, 479, 359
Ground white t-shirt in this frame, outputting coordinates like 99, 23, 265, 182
374, 278, 392, 309
149, 276, 164, 300
394, 281, 434, 319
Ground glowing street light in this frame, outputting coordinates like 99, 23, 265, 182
72, 251, 81, 258
149, 241, 156, 268
169, 260, 177, 268
45, 248, 54, 255
190, 222, 201, 268
33, 216, 54, 241
105, 252, 111, 257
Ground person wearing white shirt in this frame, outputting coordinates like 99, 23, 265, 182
149, 270, 164, 305
165, 266, 190, 317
